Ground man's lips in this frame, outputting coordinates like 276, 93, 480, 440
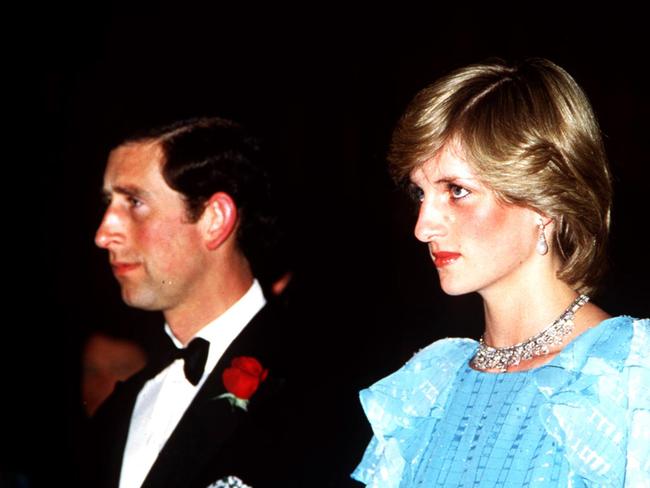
431, 251, 461, 267
111, 262, 141, 275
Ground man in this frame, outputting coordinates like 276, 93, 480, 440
84, 117, 338, 487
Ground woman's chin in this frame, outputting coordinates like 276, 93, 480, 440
438, 281, 474, 297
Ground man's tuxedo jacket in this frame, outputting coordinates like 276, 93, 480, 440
83, 302, 354, 487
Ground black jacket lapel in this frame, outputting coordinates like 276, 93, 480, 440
141, 303, 285, 488
84, 352, 174, 488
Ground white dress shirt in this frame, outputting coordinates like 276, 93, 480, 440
119, 280, 266, 488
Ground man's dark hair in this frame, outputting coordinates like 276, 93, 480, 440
123, 117, 281, 280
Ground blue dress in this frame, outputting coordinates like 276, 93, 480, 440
352, 316, 650, 487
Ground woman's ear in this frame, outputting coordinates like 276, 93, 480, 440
536, 213, 555, 232
200, 192, 238, 251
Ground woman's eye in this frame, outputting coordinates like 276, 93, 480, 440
408, 184, 425, 203
449, 184, 470, 200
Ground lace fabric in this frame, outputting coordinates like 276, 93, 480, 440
352, 316, 650, 487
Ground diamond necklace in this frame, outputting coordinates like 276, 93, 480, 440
471, 294, 590, 372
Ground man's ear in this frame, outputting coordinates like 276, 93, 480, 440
200, 192, 238, 251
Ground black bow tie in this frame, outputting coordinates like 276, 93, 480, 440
172, 337, 210, 386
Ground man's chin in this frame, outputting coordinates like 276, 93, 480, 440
121, 289, 162, 311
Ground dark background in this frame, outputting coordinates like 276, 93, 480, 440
4, 5, 649, 486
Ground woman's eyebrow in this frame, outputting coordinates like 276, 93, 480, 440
433, 175, 477, 185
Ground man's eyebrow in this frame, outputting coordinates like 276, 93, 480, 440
102, 185, 151, 199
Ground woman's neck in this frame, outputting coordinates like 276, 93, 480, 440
480, 275, 579, 348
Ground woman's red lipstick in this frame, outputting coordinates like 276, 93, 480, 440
431, 251, 461, 267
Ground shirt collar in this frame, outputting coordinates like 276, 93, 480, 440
164, 279, 266, 380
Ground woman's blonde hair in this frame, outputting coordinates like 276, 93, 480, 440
389, 58, 612, 294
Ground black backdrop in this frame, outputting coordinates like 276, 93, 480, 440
5, 5, 649, 486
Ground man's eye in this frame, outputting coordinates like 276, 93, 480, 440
449, 184, 470, 200
408, 184, 425, 203
101, 194, 112, 207
128, 197, 143, 208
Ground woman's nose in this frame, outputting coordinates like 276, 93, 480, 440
414, 200, 447, 242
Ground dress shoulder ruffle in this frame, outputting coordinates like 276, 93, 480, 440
532, 316, 650, 487
351, 338, 477, 487
352, 317, 650, 488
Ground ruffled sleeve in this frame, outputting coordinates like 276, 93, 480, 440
533, 317, 650, 487
351, 339, 477, 487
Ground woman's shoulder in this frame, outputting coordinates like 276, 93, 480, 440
533, 315, 650, 487
405, 336, 478, 370
593, 315, 649, 359
590, 314, 649, 337
359, 339, 477, 442
362, 337, 477, 402
534, 315, 650, 407
553, 315, 649, 370
352, 337, 478, 486
360, 337, 477, 414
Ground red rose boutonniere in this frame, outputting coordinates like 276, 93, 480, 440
218, 356, 268, 411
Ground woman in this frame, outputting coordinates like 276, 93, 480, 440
352, 58, 649, 487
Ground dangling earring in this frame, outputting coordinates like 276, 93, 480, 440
536, 217, 549, 255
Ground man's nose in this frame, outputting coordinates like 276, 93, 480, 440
95, 207, 123, 249
414, 200, 447, 243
